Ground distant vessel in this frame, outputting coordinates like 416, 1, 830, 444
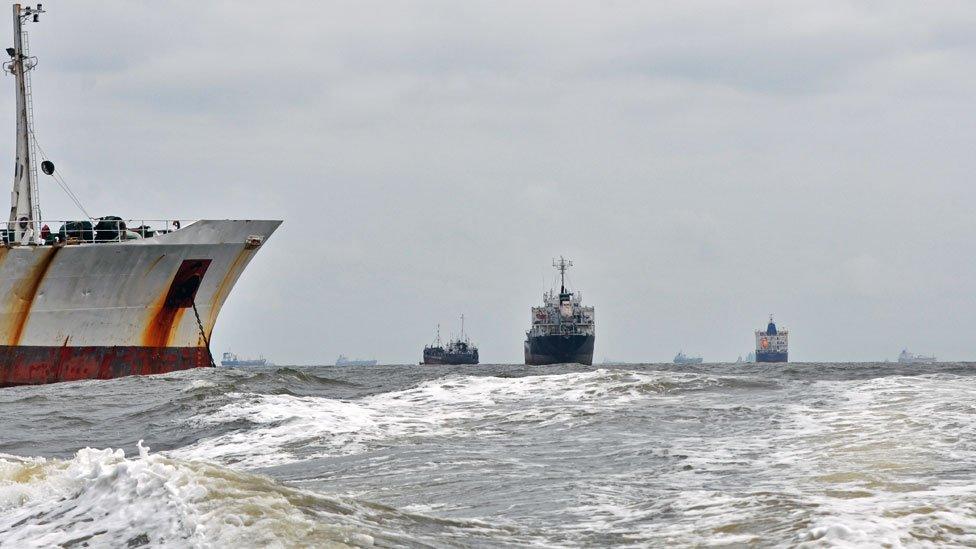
525, 257, 595, 365
755, 315, 788, 363
335, 355, 377, 367
737, 351, 758, 363
220, 352, 271, 367
422, 316, 479, 365
897, 349, 936, 364
673, 351, 703, 365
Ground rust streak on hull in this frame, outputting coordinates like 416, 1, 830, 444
144, 307, 187, 347
142, 291, 187, 348
142, 258, 209, 348
0, 345, 210, 386
7, 247, 60, 346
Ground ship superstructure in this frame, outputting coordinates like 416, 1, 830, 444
524, 257, 595, 365
0, 5, 280, 385
755, 315, 788, 363
422, 315, 479, 365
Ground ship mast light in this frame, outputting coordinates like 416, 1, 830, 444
21, 4, 44, 22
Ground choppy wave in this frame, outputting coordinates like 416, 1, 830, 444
4, 364, 976, 546
786, 375, 976, 545
172, 369, 741, 468
0, 442, 521, 548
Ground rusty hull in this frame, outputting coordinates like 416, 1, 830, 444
0, 219, 281, 386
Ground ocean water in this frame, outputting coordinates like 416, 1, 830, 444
1, 362, 975, 547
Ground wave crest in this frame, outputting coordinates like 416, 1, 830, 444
172, 369, 759, 468
0, 442, 422, 547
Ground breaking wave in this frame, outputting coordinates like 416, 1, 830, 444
0, 442, 515, 547
171, 369, 749, 468
5, 364, 976, 546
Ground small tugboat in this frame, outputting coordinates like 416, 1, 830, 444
335, 355, 378, 367
422, 315, 479, 365
673, 351, 703, 365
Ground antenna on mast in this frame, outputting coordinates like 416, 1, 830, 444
5, 3, 45, 244
552, 256, 573, 294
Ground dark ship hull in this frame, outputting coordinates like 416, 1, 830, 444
524, 334, 595, 365
756, 351, 788, 363
422, 348, 479, 365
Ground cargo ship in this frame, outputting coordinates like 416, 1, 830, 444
221, 352, 272, 367
897, 349, 936, 364
524, 257, 595, 365
755, 315, 788, 363
335, 355, 377, 367
673, 351, 703, 365
422, 316, 479, 365
0, 5, 280, 386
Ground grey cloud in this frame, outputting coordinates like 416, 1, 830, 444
8, 1, 976, 363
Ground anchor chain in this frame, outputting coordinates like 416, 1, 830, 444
191, 300, 216, 368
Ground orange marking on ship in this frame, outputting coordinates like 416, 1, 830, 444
6, 247, 60, 346
142, 289, 187, 348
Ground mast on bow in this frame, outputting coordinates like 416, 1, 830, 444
553, 256, 573, 294
6, 3, 43, 243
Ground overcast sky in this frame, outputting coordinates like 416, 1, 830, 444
6, 1, 976, 363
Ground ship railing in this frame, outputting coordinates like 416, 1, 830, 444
530, 321, 595, 328
529, 325, 596, 335
1, 219, 197, 246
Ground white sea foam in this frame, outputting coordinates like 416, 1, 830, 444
784, 375, 976, 546
183, 379, 219, 391
0, 442, 408, 547
161, 368, 976, 545
172, 369, 716, 468
537, 372, 976, 546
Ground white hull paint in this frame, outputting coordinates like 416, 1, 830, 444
0, 220, 280, 348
